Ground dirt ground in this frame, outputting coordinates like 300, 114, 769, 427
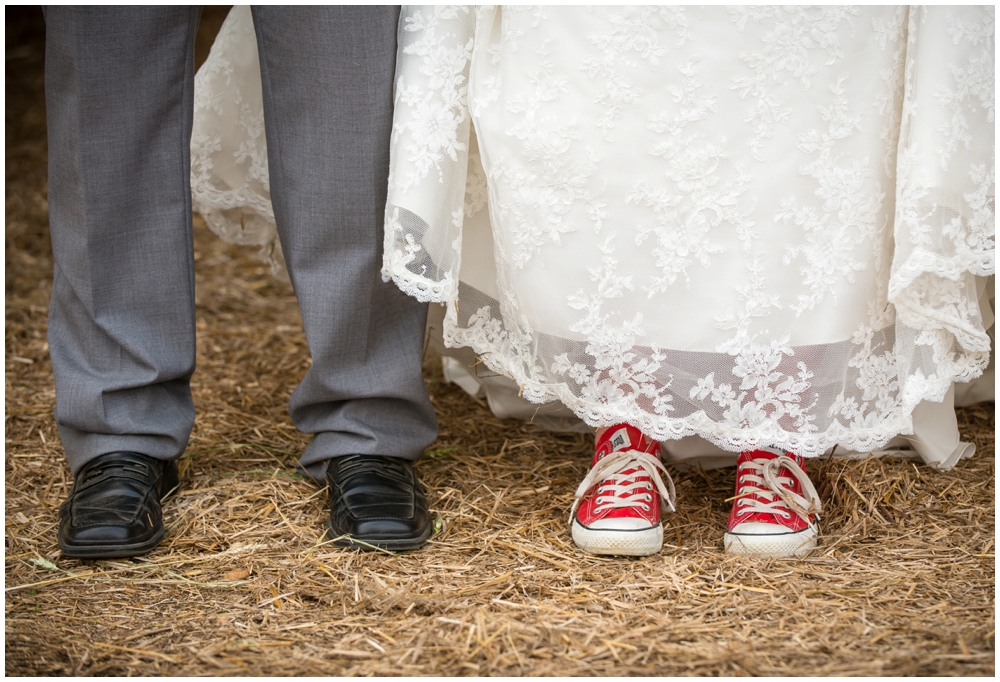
5, 7, 995, 676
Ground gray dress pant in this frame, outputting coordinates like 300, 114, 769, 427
43, 6, 438, 479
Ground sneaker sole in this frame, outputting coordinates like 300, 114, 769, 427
572, 520, 662, 556
326, 518, 432, 553
724, 528, 816, 558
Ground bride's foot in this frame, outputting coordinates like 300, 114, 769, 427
570, 424, 675, 556
724, 448, 822, 558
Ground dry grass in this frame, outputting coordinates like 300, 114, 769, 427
5, 8, 995, 676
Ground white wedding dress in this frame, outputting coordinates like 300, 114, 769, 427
191, 6, 995, 468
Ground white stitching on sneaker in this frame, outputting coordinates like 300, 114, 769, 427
569, 450, 676, 526
735, 455, 822, 527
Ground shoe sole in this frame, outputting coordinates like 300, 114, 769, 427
58, 526, 166, 560
571, 520, 662, 556
325, 518, 433, 553
724, 528, 816, 558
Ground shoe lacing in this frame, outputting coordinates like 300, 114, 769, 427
569, 449, 676, 525
735, 455, 822, 527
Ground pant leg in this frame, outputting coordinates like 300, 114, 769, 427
250, 6, 438, 479
44, 6, 201, 474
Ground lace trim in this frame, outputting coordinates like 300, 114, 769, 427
190, 6, 284, 274
443, 314, 984, 457
381, 205, 459, 304
891, 248, 995, 294
381, 260, 457, 305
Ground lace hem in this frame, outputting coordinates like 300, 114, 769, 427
381, 259, 457, 304
195, 201, 285, 275
443, 316, 986, 457
190, 5, 284, 273
381, 204, 460, 304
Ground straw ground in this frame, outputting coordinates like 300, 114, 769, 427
6, 8, 995, 676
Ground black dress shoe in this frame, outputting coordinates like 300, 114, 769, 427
58, 452, 179, 559
326, 454, 432, 552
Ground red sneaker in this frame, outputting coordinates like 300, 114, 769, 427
570, 424, 676, 556
724, 448, 822, 558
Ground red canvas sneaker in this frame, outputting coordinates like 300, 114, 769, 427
570, 423, 676, 556
724, 448, 822, 558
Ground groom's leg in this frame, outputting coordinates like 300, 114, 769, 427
251, 6, 438, 481
45, 6, 201, 473
44, 7, 198, 557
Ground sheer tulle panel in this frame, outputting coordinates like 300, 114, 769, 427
447, 283, 915, 457
381, 6, 477, 303
190, 6, 285, 272
889, 6, 995, 410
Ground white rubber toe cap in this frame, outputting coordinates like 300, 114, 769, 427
724, 524, 817, 558
572, 520, 663, 556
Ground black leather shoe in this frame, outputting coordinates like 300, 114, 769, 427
326, 454, 432, 552
58, 452, 179, 559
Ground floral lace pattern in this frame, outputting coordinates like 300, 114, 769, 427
190, 6, 284, 273
382, 7, 477, 304
191, 6, 994, 456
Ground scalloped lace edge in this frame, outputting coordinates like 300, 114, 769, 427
382, 259, 457, 304
441, 312, 989, 458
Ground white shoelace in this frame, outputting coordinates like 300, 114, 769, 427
735, 455, 822, 526
569, 449, 677, 525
